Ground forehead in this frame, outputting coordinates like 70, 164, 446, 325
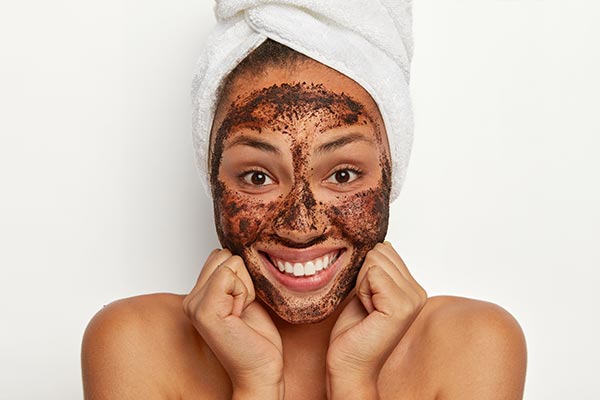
211, 60, 386, 144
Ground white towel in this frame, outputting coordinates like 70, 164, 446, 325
191, 0, 414, 202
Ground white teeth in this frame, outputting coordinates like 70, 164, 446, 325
304, 261, 316, 276
315, 259, 323, 271
270, 251, 341, 277
293, 263, 304, 276
285, 262, 293, 274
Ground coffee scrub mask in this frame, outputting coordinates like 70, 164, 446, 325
210, 81, 392, 324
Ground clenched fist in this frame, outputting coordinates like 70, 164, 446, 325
326, 242, 427, 399
183, 249, 284, 400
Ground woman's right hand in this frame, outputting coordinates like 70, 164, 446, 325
183, 249, 284, 399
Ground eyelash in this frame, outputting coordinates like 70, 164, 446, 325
237, 168, 275, 187
237, 166, 364, 187
326, 166, 364, 184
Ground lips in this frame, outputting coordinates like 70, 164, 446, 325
258, 248, 346, 293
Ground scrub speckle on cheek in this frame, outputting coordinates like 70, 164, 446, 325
210, 82, 391, 324
325, 183, 391, 305
211, 180, 275, 254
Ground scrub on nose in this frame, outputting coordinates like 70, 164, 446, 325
211, 82, 392, 324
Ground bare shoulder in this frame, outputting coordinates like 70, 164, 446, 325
82, 293, 191, 353
81, 293, 228, 399
422, 295, 526, 337
82, 293, 190, 356
83, 292, 187, 334
420, 295, 527, 399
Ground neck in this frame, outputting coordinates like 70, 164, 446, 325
260, 294, 356, 397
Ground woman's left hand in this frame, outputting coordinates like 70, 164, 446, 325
326, 242, 427, 399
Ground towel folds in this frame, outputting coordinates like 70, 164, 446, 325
192, 0, 414, 202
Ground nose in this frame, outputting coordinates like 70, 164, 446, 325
272, 181, 324, 244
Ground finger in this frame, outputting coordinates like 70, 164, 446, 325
193, 248, 234, 291
183, 249, 237, 317
183, 249, 222, 312
204, 247, 223, 265
185, 251, 256, 317
378, 242, 415, 283
357, 246, 404, 289
183, 264, 239, 327
217, 255, 255, 307
329, 295, 367, 341
355, 255, 423, 315
355, 246, 408, 302
382, 241, 427, 299
380, 242, 427, 299
361, 243, 427, 302
200, 265, 250, 320
357, 265, 407, 319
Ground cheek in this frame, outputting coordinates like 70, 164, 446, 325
213, 182, 278, 254
327, 187, 390, 252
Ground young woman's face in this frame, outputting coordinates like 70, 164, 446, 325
209, 58, 392, 324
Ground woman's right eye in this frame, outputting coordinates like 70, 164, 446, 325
240, 170, 274, 186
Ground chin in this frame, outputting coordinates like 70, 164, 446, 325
243, 247, 362, 325
271, 300, 341, 324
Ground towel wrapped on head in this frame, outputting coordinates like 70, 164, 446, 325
192, 0, 414, 202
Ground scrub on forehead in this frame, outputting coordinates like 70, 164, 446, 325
210, 79, 392, 324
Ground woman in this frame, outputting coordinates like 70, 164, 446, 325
82, 2, 527, 399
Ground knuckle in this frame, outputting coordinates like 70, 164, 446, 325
236, 275, 248, 292
414, 295, 426, 313
229, 255, 244, 266
216, 264, 234, 276
208, 248, 220, 257
374, 242, 387, 251
412, 283, 427, 300
369, 264, 383, 274
363, 252, 378, 267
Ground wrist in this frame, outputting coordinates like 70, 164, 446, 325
232, 380, 284, 400
327, 367, 380, 400
230, 363, 284, 400
328, 379, 379, 400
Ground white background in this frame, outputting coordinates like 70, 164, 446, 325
1, 0, 598, 399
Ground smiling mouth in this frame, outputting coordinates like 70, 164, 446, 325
262, 249, 342, 277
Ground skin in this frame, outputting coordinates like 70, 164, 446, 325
81, 57, 528, 400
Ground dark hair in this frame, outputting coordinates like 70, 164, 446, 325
216, 38, 310, 106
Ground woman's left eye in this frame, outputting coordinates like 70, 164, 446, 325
325, 168, 361, 184
241, 170, 274, 186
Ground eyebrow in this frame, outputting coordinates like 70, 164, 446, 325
224, 135, 281, 154
316, 132, 374, 154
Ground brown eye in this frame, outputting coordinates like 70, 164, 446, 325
241, 170, 274, 186
335, 170, 350, 183
326, 168, 361, 184
251, 172, 266, 185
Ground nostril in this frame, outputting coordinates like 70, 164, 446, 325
273, 203, 316, 232
270, 187, 328, 244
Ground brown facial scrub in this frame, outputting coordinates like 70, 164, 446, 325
210, 81, 392, 324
